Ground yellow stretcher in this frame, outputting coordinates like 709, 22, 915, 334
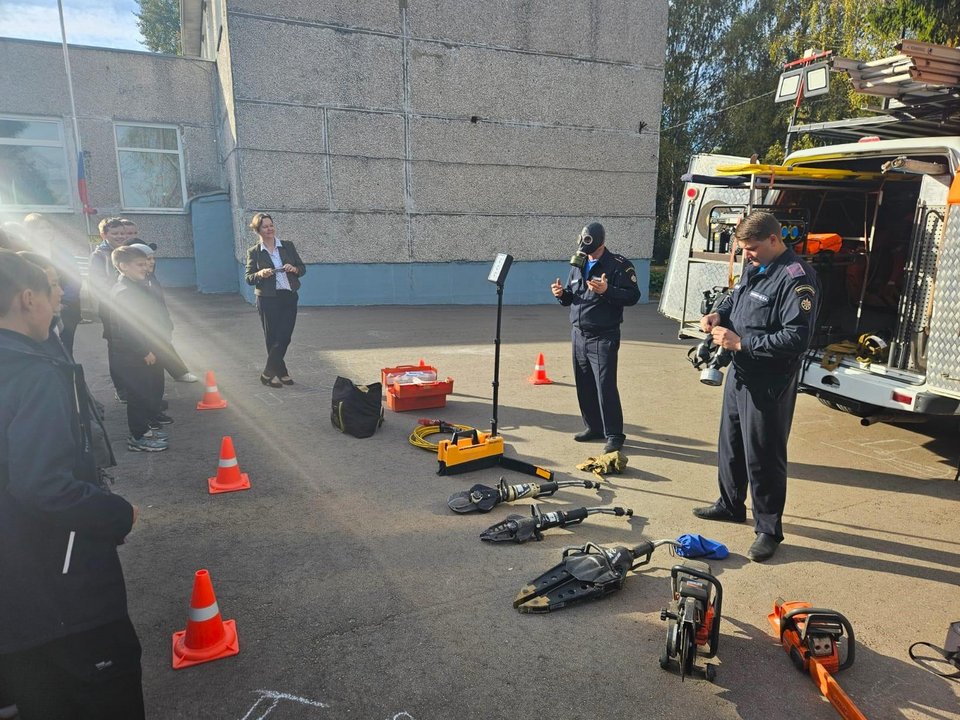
714, 163, 903, 182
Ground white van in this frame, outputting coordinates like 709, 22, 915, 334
659, 136, 960, 423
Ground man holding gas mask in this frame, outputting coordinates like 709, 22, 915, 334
551, 222, 640, 453
693, 211, 819, 562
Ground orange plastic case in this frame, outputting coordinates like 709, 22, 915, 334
381, 360, 454, 412
385, 379, 454, 411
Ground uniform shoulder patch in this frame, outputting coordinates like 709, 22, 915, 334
785, 262, 805, 279
614, 255, 625, 263
795, 284, 816, 296
799, 296, 813, 313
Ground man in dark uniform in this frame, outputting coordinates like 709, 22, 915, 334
693, 211, 819, 562
551, 222, 641, 453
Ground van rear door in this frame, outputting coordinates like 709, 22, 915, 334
659, 153, 749, 337
925, 181, 960, 399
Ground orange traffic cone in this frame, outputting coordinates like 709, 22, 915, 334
197, 371, 227, 410
527, 352, 553, 385
171, 569, 239, 670
208, 436, 251, 494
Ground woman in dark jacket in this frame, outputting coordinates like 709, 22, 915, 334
244, 213, 306, 387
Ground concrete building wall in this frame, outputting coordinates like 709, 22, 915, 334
0, 39, 221, 285
221, 0, 666, 304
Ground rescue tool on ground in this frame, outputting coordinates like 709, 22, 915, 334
768, 598, 866, 720
479, 504, 632, 543
659, 561, 723, 682
447, 477, 601, 513
436, 254, 553, 480
513, 538, 680, 612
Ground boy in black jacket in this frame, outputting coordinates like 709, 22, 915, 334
124, 240, 196, 385
109, 246, 171, 452
0, 250, 144, 718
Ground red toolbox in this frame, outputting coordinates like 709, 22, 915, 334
381, 360, 454, 412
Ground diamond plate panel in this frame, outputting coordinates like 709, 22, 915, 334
926, 208, 960, 398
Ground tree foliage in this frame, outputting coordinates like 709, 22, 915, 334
135, 0, 181, 55
654, 0, 957, 262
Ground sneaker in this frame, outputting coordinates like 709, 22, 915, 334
128, 435, 168, 452
143, 428, 169, 440
152, 412, 174, 425
115, 391, 127, 404
176, 372, 198, 383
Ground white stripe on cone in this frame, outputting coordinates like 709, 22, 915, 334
218, 457, 238, 468
188, 601, 221, 622
205, 385, 218, 393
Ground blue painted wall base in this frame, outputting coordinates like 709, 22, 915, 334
154, 258, 197, 288
236, 260, 651, 306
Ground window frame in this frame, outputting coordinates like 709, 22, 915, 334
0, 113, 73, 213
113, 121, 188, 214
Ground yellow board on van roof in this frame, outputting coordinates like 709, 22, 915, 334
714, 163, 903, 181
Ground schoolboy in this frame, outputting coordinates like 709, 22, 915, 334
109, 246, 170, 452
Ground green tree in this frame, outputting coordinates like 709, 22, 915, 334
135, 0, 181, 55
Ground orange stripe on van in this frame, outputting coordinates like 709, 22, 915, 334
949, 174, 960, 205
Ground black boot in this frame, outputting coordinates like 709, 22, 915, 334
574, 430, 604, 442
748, 533, 781, 562
692, 501, 746, 523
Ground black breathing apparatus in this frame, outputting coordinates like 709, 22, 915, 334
570, 222, 606, 269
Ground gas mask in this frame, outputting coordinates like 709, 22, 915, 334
570, 222, 605, 269
687, 338, 732, 386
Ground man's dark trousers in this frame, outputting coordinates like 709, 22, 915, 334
257, 289, 298, 378
572, 327, 624, 442
0, 617, 144, 719
717, 368, 799, 541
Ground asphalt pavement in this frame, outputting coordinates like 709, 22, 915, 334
72, 289, 960, 720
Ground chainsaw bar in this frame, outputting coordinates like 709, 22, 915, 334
480, 504, 631, 543
513, 539, 680, 612
447, 477, 600, 514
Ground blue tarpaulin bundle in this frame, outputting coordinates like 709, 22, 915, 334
676, 534, 729, 559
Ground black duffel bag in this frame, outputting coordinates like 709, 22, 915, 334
331, 376, 384, 438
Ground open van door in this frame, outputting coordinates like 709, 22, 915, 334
925, 178, 960, 400
660, 154, 749, 337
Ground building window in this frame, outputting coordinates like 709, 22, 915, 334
114, 123, 186, 211
0, 116, 71, 211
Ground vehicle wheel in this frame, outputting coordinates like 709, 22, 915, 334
705, 663, 717, 682
817, 396, 879, 418
659, 644, 670, 670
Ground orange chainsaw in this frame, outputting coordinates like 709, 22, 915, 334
768, 598, 867, 720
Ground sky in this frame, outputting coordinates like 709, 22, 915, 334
0, 0, 147, 51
